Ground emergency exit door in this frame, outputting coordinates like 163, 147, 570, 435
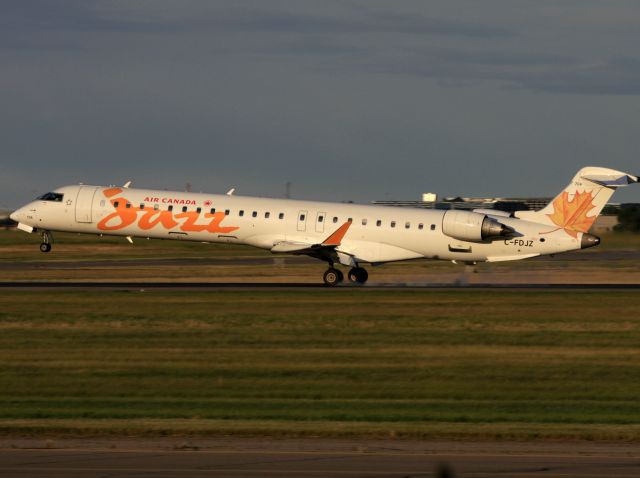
297, 210, 308, 232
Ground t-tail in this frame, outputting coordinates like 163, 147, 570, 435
515, 167, 638, 243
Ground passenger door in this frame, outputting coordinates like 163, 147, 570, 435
75, 186, 99, 223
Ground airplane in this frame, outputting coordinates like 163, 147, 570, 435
9, 166, 638, 286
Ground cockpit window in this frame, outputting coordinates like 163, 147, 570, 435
37, 192, 64, 202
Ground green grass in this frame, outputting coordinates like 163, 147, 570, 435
0, 289, 639, 440
0, 229, 269, 262
2, 229, 639, 263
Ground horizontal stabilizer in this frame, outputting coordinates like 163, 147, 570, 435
515, 166, 638, 234
581, 173, 638, 187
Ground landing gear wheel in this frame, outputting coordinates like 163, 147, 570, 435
40, 231, 52, 253
323, 268, 343, 287
348, 267, 368, 284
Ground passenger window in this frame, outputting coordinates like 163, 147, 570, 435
114, 201, 119, 208
318, 215, 324, 222
300, 214, 305, 221
376, 220, 381, 227
252, 211, 257, 217
182, 206, 188, 213
391, 221, 396, 228
418, 223, 424, 230
196, 207, 202, 213
225, 209, 230, 216
154, 204, 159, 211
126, 203, 131, 209
239, 210, 244, 217
168, 205, 173, 212
431, 224, 436, 231
362, 219, 367, 226
265, 212, 270, 219
279, 213, 284, 219
405, 222, 410, 229
139, 204, 145, 210
210, 208, 216, 214
333, 217, 338, 223
348, 218, 353, 223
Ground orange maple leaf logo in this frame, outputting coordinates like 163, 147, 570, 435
546, 190, 597, 238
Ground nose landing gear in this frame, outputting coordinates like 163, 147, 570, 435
40, 231, 52, 253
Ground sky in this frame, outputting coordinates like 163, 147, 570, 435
2, 0, 640, 209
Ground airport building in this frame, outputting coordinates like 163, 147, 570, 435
373, 195, 551, 213
372, 194, 635, 233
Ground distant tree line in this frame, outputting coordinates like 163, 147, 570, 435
615, 204, 640, 232
0, 213, 17, 229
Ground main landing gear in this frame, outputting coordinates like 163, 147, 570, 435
323, 268, 344, 286
322, 266, 368, 286
348, 267, 368, 284
39, 231, 52, 253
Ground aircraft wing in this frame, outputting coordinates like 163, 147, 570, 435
271, 221, 351, 254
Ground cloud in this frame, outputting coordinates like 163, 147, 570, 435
1, 1, 640, 207
372, 48, 640, 95
204, 7, 512, 39
3, 1, 639, 95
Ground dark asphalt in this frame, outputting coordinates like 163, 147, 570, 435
0, 281, 639, 290
1, 440, 639, 478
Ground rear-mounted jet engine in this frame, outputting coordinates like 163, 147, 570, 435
442, 210, 513, 243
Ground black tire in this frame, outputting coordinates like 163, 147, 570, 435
335, 269, 344, 283
40, 243, 51, 253
323, 268, 341, 286
348, 267, 368, 284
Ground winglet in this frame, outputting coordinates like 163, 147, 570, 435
226, 188, 235, 196
123, 181, 132, 188
322, 221, 352, 246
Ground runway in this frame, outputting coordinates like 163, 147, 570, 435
0, 281, 639, 289
1, 438, 639, 478
0, 250, 638, 271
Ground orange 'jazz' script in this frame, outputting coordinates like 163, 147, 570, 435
97, 188, 239, 234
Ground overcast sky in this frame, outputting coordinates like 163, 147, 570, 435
2, 0, 640, 209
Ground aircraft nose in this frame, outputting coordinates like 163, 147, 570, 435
9, 205, 28, 223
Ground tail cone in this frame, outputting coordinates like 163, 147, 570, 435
581, 233, 600, 249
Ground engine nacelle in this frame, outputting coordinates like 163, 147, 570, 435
442, 210, 513, 243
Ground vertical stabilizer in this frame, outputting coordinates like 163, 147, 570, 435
515, 167, 638, 236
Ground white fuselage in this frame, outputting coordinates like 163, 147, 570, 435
10, 184, 583, 265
